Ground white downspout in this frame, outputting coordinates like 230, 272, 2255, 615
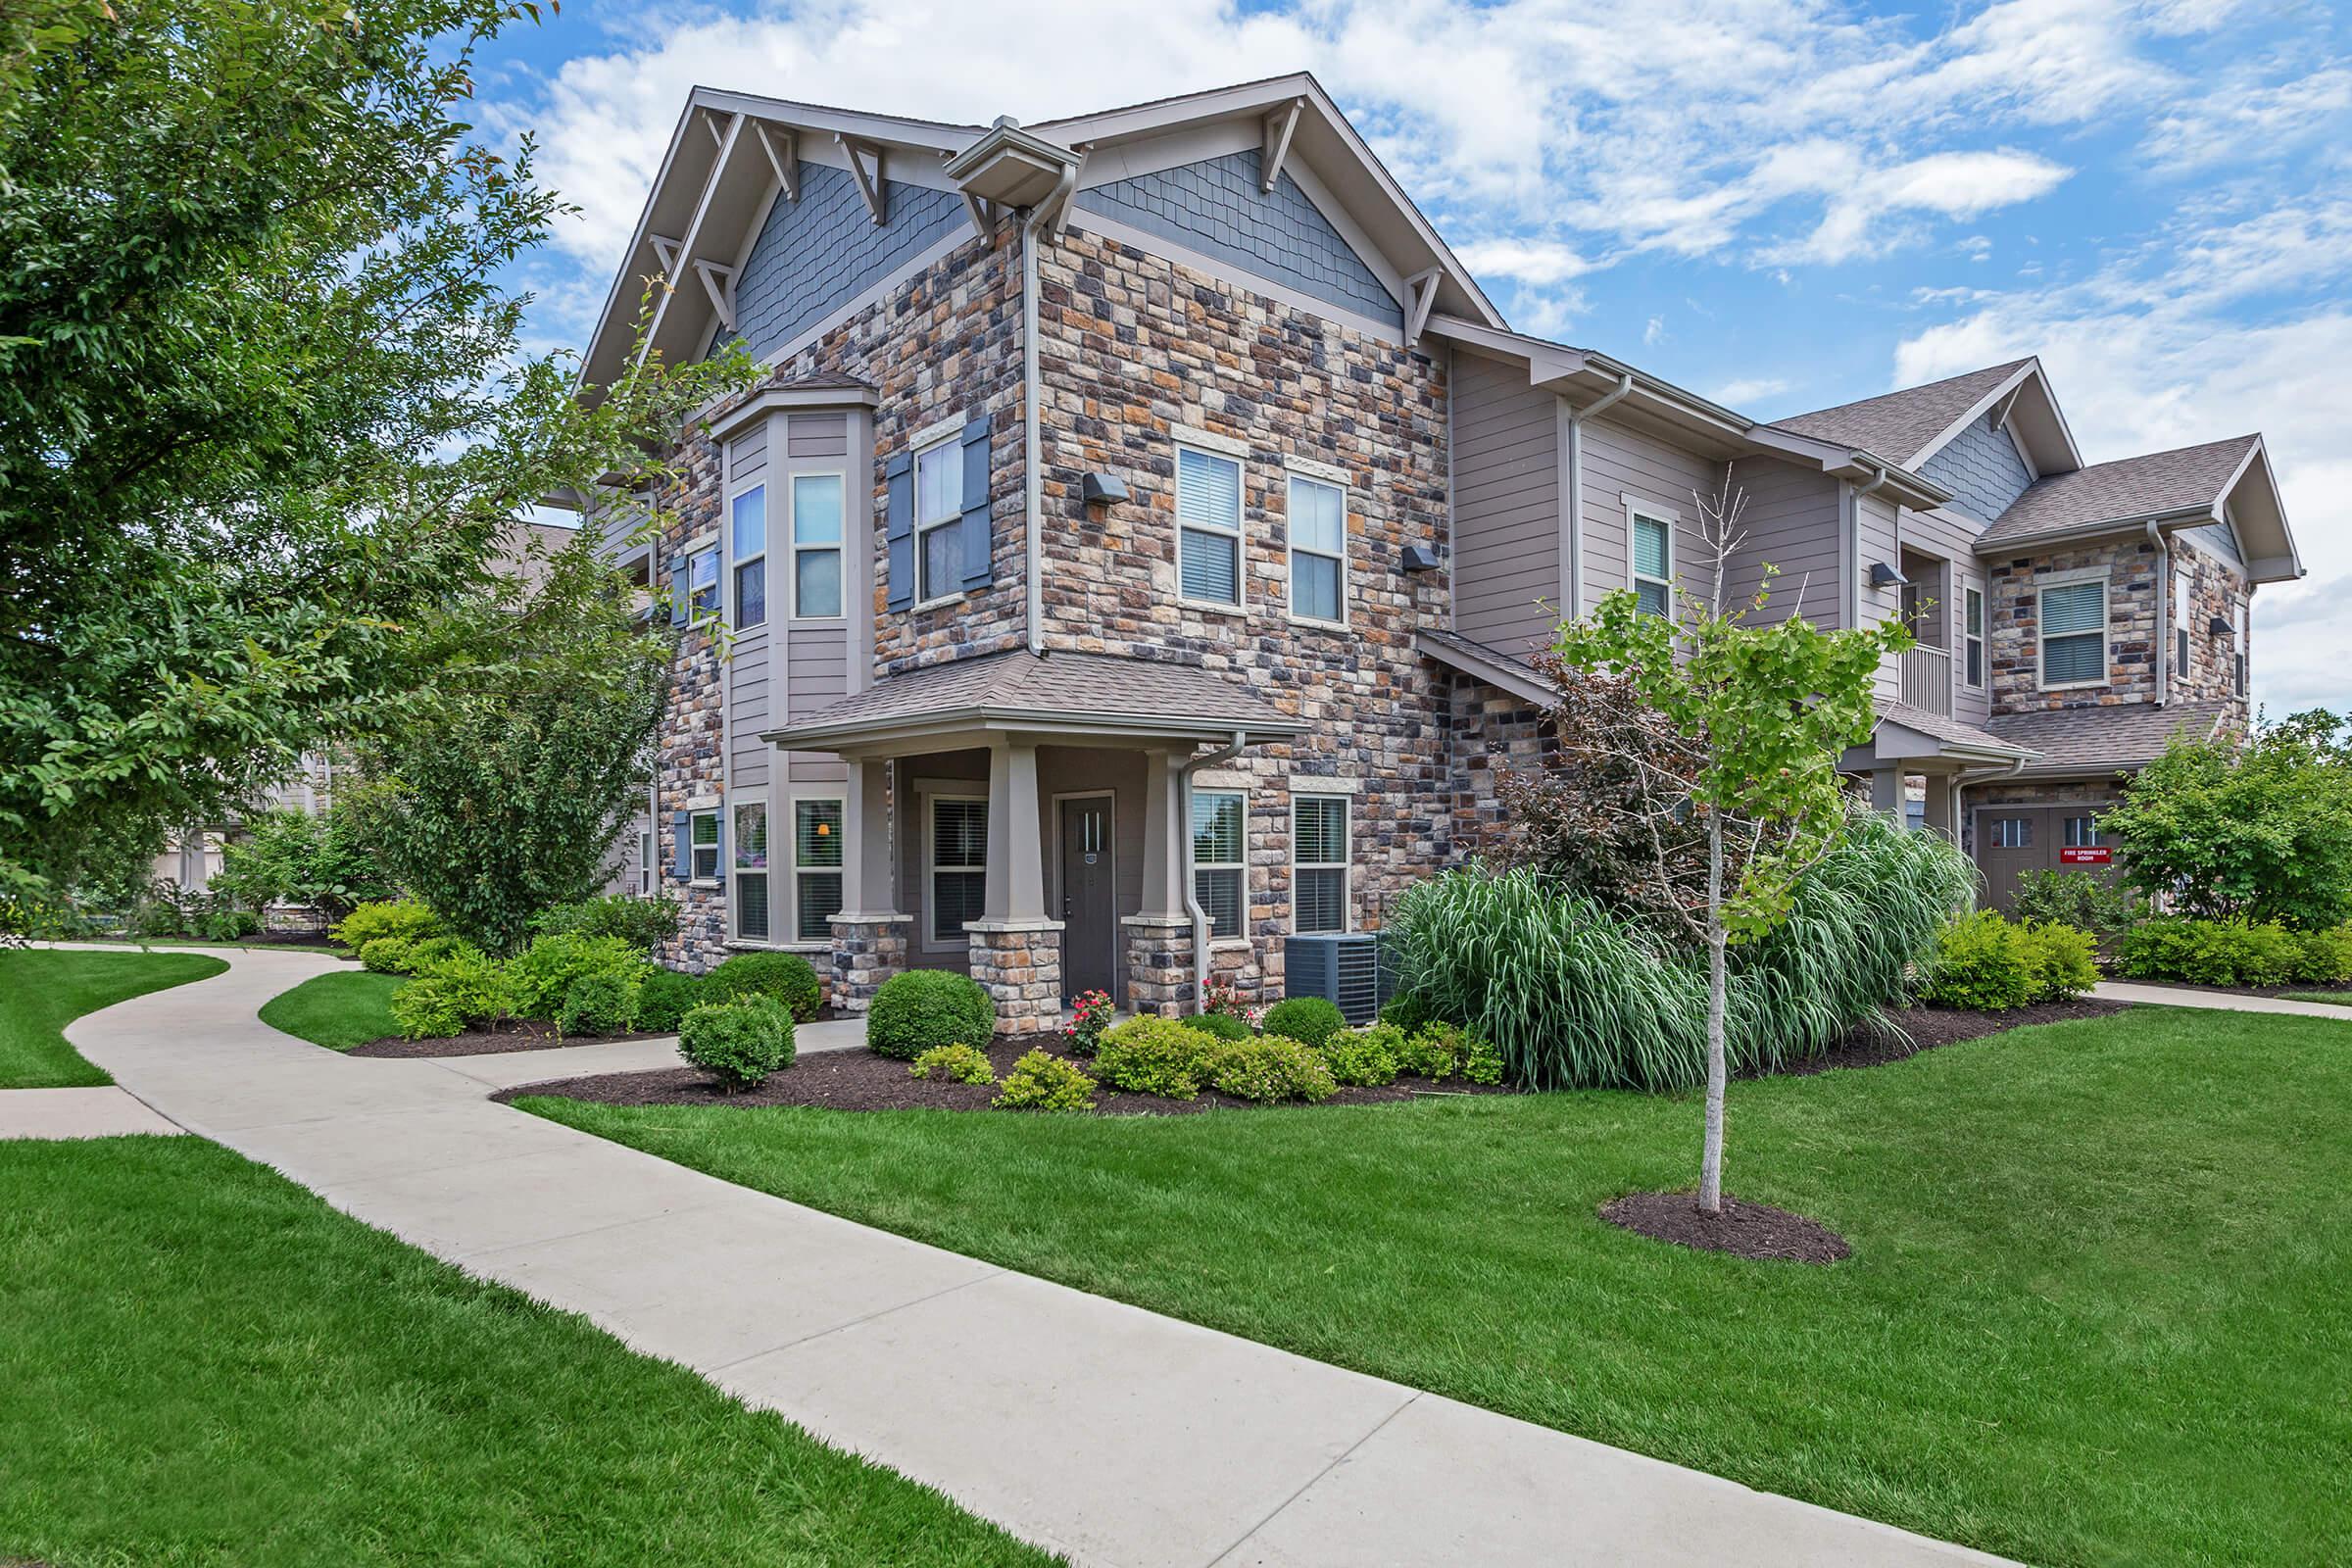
1019, 162, 1078, 659
2148, 518, 2170, 706
1562, 372, 1632, 615
1181, 729, 1249, 1014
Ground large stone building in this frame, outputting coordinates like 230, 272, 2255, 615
571, 76, 2302, 1029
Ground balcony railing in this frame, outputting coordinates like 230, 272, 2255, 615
1899, 644, 1953, 716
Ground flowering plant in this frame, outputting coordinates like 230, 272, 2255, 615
1201, 978, 1250, 1018
1068, 988, 1115, 1054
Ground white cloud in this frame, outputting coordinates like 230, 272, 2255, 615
1453, 237, 1596, 287
1711, 375, 1792, 406
2145, 65, 2352, 171
1643, 315, 1667, 345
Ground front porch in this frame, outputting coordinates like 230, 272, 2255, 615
766, 650, 1304, 1036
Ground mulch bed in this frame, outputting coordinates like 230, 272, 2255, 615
1754, 999, 2131, 1078
1600, 1191, 1851, 1263
494, 1034, 1507, 1115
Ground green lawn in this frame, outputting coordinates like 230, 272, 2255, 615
524, 1009, 2352, 1568
0, 948, 227, 1087
258, 968, 404, 1050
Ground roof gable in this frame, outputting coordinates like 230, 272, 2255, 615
1976, 433, 2300, 582
1778, 359, 2064, 468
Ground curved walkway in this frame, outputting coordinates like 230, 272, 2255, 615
58, 944, 2014, 1568
2093, 980, 2352, 1018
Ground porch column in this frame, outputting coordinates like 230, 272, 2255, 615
1923, 773, 1959, 841
828, 757, 908, 1016
970, 738, 1063, 1037
1125, 748, 1195, 1017
1869, 764, 1905, 824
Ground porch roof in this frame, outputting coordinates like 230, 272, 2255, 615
762, 648, 1306, 754
1982, 699, 2236, 779
1842, 701, 2035, 774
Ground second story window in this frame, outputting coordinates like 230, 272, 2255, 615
2175, 567, 2193, 684
2038, 579, 2107, 688
1178, 446, 1245, 610
1631, 509, 1674, 615
793, 473, 844, 618
915, 436, 962, 605
1288, 474, 1346, 625
688, 807, 720, 881
688, 546, 720, 618
730, 484, 766, 628
1964, 588, 1985, 688
1191, 789, 1245, 939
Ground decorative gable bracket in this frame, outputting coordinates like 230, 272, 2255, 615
1402, 267, 1443, 350
647, 233, 683, 276
836, 134, 887, 224
1260, 98, 1303, 192
692, 260, 738, 331
754, 122, 799, 202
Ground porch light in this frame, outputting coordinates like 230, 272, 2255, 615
1081, 471, 1129, 508
2209, 615, 2233, 639
1869, 562, 1910, 589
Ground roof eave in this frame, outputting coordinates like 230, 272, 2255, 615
763, 705, 1309, 755
1975, 504, 2218, 559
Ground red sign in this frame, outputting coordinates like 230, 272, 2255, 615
2060, 847, 2112, 865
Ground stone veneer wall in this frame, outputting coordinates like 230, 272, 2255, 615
1985, 537, 2161, 714
1442, 673, 1547, 863
2169, 535, 2253, 710
1032, 224, 1453, 1002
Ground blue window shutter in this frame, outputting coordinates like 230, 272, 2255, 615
958, 414, 994, 590
884, 451, 915, 612
670, 810, 689, 879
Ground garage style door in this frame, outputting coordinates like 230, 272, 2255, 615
1974, 807, 2118, 911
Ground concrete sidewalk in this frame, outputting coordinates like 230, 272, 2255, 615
0, 1085, 183, 1140
57, 943, 2015, 1568
2095, 981, 2352, 1018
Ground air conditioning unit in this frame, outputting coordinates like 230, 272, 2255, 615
1284, 934, 1395, 1025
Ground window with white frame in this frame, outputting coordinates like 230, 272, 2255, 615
2064, 815, 2100, 848
637, 828, 654, 897
1192, 790, 1245, 939
2038, 579, 2107, 687
688, 546, 720, 617
1292, 796, 1348, 934
731, 484, 766, 628
1630, 508, 1674, 615
928, 797, 988, 948
2175, 567, 2192, 683
914, 435, 962, 605
1177, 446, 1244, 609
732, 799, 769, 942
688, 808, 720, 881
792, 473, 845, 618
1990, 816, 2031, 850
1288, 474, 1345, 624
1964, 587, 1985, 688
2236, 602, 2249, 695
793, 798, 845, 941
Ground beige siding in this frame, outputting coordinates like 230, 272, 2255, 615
1725, 457, 1841, 626
1903, 504, 1994, 725
1580, 413, 1717, 614
783, 625, 850, 785
1856, 490, 1903, 704
1449, 348, 1560, 657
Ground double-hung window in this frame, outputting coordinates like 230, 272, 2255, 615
1963, 588, 1985, 688
688, 546, 720, 618
1631, 508, 1674, 615
1192, 790, 1246, 939
688, 808, 720, 882
2174, 567, 2193, 684
2038, 579, 2107, 687
732, 800, 769, 941
731, 485, 766, 628
1292, 796, 1348, 934
928, 797, 988, 948
914, 436, 962, 605
793, 798, 845, 941
1178, 446, 1244, 609
637, 828, 654, 897
1288, 475, 1346, 625
792, 473, 845, 618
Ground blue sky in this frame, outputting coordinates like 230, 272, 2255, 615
472, 0, 2352, 715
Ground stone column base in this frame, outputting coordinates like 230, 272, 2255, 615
967, 919, 1065, 1038
1122, 914, 1195, 1018
829, 913, 910, 1015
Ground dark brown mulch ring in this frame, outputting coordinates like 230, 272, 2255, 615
347, 1020, 677, 1058
1755, 999, 2131, 1078
1600, 1191, 1851, 1264
495, 1035, 1506, 1115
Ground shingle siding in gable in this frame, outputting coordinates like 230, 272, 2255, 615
1072, 149, 1401, 328
1921, 412, 2035, 524
719, 163, 968, 363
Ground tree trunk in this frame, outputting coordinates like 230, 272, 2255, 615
1698, 814, 1729, 1215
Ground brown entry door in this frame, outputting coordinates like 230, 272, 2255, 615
1977, 807, 2120, 911
1059, 798, 1116, 1002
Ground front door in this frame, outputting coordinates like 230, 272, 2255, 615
1976, 806, 2121, 911
1059, 797, 1115, 1002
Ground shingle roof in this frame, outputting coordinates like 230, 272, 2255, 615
1983, 700, 2236, 776
768, 649, 1300, 743
1976, 436, 2258, 551
1773, 360, 2035, 466
1874, 702, 2033, 760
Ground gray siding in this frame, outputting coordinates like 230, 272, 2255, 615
2180, 518, 2243, 568
1901, 504, 1994, 724
1724, 457, 1841, 626
1580, 413, 1717, 614
1855, 490, 1904, 704
720, 162, 967, 363
1920, 412, 2034, 524
1073, 149, 1400, 327
1448, 349, 1560, 658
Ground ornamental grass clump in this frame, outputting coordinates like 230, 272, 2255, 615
677, 996, 795, 1092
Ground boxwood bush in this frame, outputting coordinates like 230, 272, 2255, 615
677, 996, 795, 1091
708, 951, 825, 1022
558, 970, 642, 1037
1261, 996, 1346, 1048
1190, 1009, 1253, 1042
634, 967, 705, 1033
866, 969, 996, 1060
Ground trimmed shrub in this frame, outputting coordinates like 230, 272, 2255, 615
510, 933, 652, 1021
391, 950, 518, 1040
867, 969, 996, 1060
1261, 996, 1347, 1049
1397, 1024, 1463, 1080
2290, 923, 2352, 985
332, 900, 440, 951
559, 970, 642, 1037
2119, 916, 2298, 987
1462, 1031, 1505, 1086
1376, 991, 1434, 1034
1316, 1024, 1401, 1087
992, 1050, 1097, 1110
708, 951, 826, 1022
634, 967, 705, 1033
1095, 1016, 1222, 1100
677, 996, 795, 1091
909, 1044, 996, 1085
530, 894, 681, 952
405, 934, 476, 972
1190, 1009, 1253, 1042
2011, 870, 2140, 946
2021, 921, 2101, 1003
1919, 910, 2039, 1011
359, 936, 416, 974
1206, 1037, 1337, 1103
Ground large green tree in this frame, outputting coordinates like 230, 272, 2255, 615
0, 0, 751, 907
